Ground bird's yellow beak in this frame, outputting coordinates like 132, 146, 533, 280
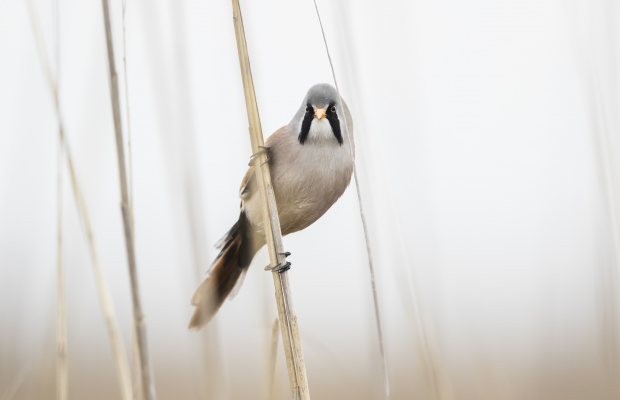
315, 108, 326, 119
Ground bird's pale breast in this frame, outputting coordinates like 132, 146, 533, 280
242, 125, 353, 236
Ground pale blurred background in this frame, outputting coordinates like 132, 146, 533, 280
2, 0, 620, 399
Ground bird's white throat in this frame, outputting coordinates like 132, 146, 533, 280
308, 118, 337, 144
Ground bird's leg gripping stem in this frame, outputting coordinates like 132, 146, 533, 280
264, 252, 292, 273
248, 146, 271, 166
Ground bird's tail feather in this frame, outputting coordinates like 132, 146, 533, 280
189, 212, 262, 330
189, 234, 242, 329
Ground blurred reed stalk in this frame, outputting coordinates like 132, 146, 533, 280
117, 3, 143, 399
231, 1, 310, 399
330, 2, 452, 397
0, 368, 29, 400
566, 2, 620, 394
100, 0, 156, 399
185, 176, 222, 400
268, 318, 280, 400
121, 0, 134, 217
168, 1, 222, 396
53, 0, 68, 398
65, 128, 134, 400
131, 331, 142, 400
312, 1, 391, 399
56, 124, 67, 400
25, 1, 133, 400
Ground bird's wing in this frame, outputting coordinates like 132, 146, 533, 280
239, 126, 289, 200
239, 165, 255, 199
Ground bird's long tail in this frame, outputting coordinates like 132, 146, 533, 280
189, 212, 262, 330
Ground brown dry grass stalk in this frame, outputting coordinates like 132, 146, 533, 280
25, 2, 133, 400
100, 0, 156, 399
230, 1, 310, 399
312, 1, 391, 398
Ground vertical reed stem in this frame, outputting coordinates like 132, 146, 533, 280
230, 2, 310, 399
100, 0, 156, 399
312, 2, 391, 399
131, 328, 142, 400
118, 4, 142, 399
268, 318, 280, 400
53, 0, 68, 398
121, 0, 134, 217
56, 130, 68, 400
25, 1, 133, 399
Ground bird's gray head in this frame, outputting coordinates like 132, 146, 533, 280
290, 83, 344, 146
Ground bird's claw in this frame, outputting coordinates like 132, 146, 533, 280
279, 252, 291, 258
264, 261, 291, 274
249, 146, 271, 167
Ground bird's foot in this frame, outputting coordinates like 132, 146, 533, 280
264, 252, 291, 272
248, 146, 271, 166
264, 260, 291, 274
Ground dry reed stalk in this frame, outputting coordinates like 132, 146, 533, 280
100, 0, 156, 399
53, 1, 68, 398
330, 3, 452, 398
131, 328, 142, 400
169, 2, 222, 395
56, 134, 68, 400
0, 368, 29, 400
186, 185, 221, 400
64, 133, 134, 400
231, 1, 310, 399
562, 3, 620, 394
311, 2, 391, 399
120, 0, 134, 217
118, 3, 143, 399
25, 2, 134, 399
268, 318, 280, 400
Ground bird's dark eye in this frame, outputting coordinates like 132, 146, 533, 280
305, 106, 309, 113
331, 106, 336, 113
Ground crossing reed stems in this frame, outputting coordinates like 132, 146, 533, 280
100, 0, 156, 398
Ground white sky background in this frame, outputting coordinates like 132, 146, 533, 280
1, 0, 619, 399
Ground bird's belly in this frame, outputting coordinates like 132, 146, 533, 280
242, 144, 353, 236
274, 179, 343, 235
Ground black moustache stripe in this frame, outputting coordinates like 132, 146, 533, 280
298, 102, 343, 145
298, 103, 314, 145
326, 102, 343, 145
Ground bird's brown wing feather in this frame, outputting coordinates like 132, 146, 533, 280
239, 126, 288, 199
239, 166, 255, 198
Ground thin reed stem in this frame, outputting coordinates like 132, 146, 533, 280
118, 4, 142, 399
169, 1, 221, 394
100, 0, 156, 399
53, 1, 68, 398
131, 328, 142, 400
231, 2, 310, 399
56, 127, 68, 400
268, 318, 280, 400
25, 2, 133, 399
331, 3, 451, 397
0, 368, 29, 400
312, 2, 391, 399
121, 0, 134, 217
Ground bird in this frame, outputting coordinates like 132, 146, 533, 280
189, 83, 354, 330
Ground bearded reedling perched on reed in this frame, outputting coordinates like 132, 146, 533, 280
189, 83, 354, 329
